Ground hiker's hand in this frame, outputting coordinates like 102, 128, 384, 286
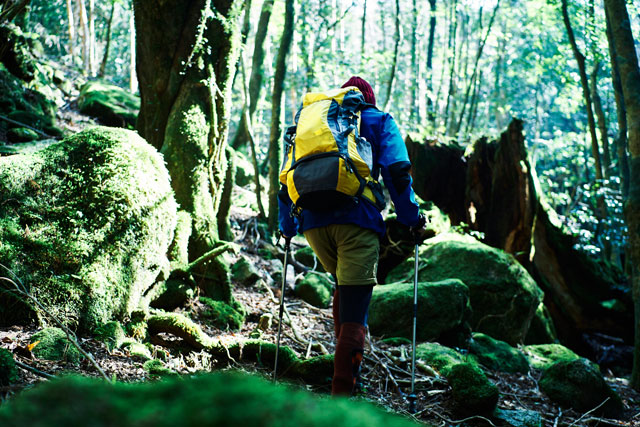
410, 213, 427, 245
279, 231, 293, 248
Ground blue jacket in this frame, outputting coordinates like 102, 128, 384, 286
278, 106, 420, 237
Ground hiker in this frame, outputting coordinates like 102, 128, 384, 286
278, 76, 425, 396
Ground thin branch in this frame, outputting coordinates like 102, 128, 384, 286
568, 398, 610, 427
0, 114, 56, 139
14, 359, 56, 379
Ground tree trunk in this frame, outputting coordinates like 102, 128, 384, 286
443, 0, 458, 134
382, 0, 400, 111
590, 63, 612, 178
409, 0, 417, 121
230, 0, 273, 149
98, 1, 115, 77
604, 0, 640, 390
405, 120, 633, 352
605, 4, 630, 197
88, 0, 95, 75
455, 0, 499, 137
135, 0, 242, 259
426, 0, 436, 124
267, 0, 294, 233
65, 0, 75, 61
76, 0, 89, 74
360, 0, 366, 57
129, 5, 136, 93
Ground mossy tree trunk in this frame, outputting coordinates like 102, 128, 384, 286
604, 0, 640, 390
134, 0, 241, 258
405, 119, 633, 351
267, 0, 294, 233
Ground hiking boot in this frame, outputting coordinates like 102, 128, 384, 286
332, 322, 365, 396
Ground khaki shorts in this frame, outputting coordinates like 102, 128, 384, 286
303, 224, 380, 286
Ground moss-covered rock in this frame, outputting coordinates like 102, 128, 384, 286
30, 327, 81, 364
0, 23, 37, 81
123, 341, 152, 361
143, 359, 177, 377
522, 344, 580, 370
294, 246, 325, 272
0, 347, 18, 386
448, 362, 499, 415
0, 127, 177, 331
493, 408, 543, 427
231, 255, 261, 286
294, 272, 333, 308
524, 303, 558, 344
468, 333, 529, 374
94, 321, 127, 351
0, 372, 420, 427
199, 296, 245, 331
6, 127, 39, 142
292, 354, 334, 385
77, 81, 140, 128
539, 358, 623, 418
415, 342, 498, 414
149, 274, 195, 311
369, 279, 471, 344
387, 235, 543, 345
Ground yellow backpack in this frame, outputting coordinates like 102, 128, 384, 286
279, 86, 384, 212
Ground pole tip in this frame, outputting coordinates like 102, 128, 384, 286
408, 393, 417, 414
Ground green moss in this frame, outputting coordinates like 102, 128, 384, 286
6, 127, 39, 143
522, 344, 580, 370
30, 327, 81, 364
294, 246, 325, 272
292, 354, 334, 385
387, 235, 543, 345
0, 127, 177, 331
0, 348, 18, 386
415, 342, 468, 376
150, 275, 195, 310
77, 81, 140, 128
468, 333, 529, 374
524, 303, 558, 344
94, 321, 126, 351
539, 358, 623, 418
231, 256, 261, 286
167, 211, 192, 269
143, 359, 177, 377
294, 272, 333, 308
123, 342, 152, 361
448, 363, 499, 415
234, 149, 254, 187
199, 296, 245, 331
0, 372, 421, 427
147, 311, 214, 350
368, 280, 471, 343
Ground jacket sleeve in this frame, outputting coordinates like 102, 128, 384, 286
376, 113, 421, 227
278, 185, 299, 237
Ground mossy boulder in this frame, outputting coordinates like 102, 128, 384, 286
415, 342, 498, 414
369, 279, 471, 344
468, 333, 529, 374
231, 255, 261, 286
30, 327, 81, 364
234, 149, 254, 187
294, 246, 325, 272
149, 275, 195, 310
524, 303, 558, 344
294, 272, 333, 308
199, 296, 245, 331
77, 81, 140, 128
522, 344, 580, 370
387, 235, 543, 345
0, 372, 420, 427
6, 127, 39, 142
0, 23, 37, 81
0, 127, 177, 331
539, 358, 623, 418
143, 359, 177, 377
493, 409, 543, 427
94, 321, 127, 351
0, 348, 18, 386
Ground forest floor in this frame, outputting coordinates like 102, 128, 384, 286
1, 106, 640, 427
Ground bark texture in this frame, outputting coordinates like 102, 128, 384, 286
134, 0, 241, 258
604, 0, 640, 389
405, 120, 632, 352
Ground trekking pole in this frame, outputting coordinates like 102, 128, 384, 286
408, 241, 419, 413
274, 235, 291, 383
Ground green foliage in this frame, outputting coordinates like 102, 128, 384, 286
0, 347, 18, 386
0, 372, 421, 427
30, 327, 81, 364
0, 126, 177, 331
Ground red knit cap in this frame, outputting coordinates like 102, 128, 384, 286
341, 76, 376, 106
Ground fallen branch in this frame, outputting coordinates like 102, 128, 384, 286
366, 330, 404, 396
567, 398, 610, 427
0, 114, 56, 139
0, 265, 111, 383
14, 359, 55, 379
